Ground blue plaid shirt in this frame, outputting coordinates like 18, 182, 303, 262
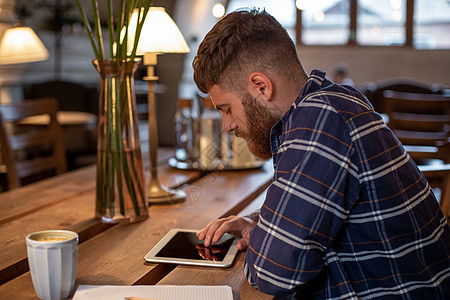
244, 70, 450, 299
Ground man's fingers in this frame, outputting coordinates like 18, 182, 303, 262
237, 237, 249, 250
197, 216, 253, 247
202, 219, 228, 246
197, 219, 222, 243
211, 221, 234, 243
196, 224, 210, 240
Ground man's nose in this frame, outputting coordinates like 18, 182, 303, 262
222, 117, 235, 133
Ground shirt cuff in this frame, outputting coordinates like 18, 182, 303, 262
244, 209, 260, 223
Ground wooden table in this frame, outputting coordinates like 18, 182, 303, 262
19, 111, 98, 155
0, 148, 274, 299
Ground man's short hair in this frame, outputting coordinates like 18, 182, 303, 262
193, 9, 301, 94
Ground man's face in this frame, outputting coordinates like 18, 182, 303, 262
209, 85, 280, 160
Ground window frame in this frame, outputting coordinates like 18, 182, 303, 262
295, 0, 416, 47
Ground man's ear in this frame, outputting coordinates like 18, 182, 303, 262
248, 72, 273, 102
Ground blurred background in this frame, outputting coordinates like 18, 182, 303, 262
0, 0, 449, 147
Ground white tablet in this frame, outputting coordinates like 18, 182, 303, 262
144, 229, 240, 268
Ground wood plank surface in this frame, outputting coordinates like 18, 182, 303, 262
0, 188, 106, 285
74, 164, 273, 287
0, 148, 201, 285
157, 252, 273, 300
0, 163, 273, 298
0, 148, 175, 225
156, 189, 273, 300
0, 165, 96, 225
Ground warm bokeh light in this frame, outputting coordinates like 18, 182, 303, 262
314, 11, 325, 22
296, 0, 310, 10
392, 10, 402, 21
370, 26, 381, 37
391, 0, 402, 10
212, 3, 225, 18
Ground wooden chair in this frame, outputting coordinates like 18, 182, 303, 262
23, 81, 99, 170
23, 80, 99, 114
363, 78, 443, 113
419, 164, 450, 223
383, 90, 450, 164
0, 98, 68, 190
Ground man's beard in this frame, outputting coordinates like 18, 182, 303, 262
235, 93, 281, 160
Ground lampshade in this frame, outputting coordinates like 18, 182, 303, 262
127, 7, 190, 55
0, 26, 49, 65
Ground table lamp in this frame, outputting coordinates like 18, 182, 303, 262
0, 7, 49, 103
0, 1, 49, 65
128, 7, 190, 204
0, 26, 49, 65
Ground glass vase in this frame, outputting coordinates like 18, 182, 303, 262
93, 58, 148, 223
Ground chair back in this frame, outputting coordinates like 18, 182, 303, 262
420, 164, 450, 223
363, 78, 442, 113
0, 98, 68, 190
383, 90, 450, 163
23, 80, 99, 114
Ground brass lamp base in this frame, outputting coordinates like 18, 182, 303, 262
147, 178, 186, 205
143, 52, 186, 205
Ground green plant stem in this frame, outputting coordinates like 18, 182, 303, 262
75, 0, 100, 59
121, 0, 136, 59
130, 0, 153, 59
98, 73, 110, 215
107, 60, 144, 217
126, 75, 144, 214
130, 152, 146, 208
107, 0, 114, 58
76, 0, 153, 60
129, 0, 143, 61
96, 147, 106, 214
91, 0, 104, 60
78, 0, 152, 220
114, 0, 125, 59
121, 154, 141, 216
112, 71, 125, 215
106, 76, 115, 215
118, 66, 141, 215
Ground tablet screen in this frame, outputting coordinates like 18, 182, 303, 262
144, 229, 240, 267
156, 231, 234, 261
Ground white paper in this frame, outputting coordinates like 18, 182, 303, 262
72, 285, 233, 300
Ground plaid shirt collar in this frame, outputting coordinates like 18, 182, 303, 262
270, 69, 329, 163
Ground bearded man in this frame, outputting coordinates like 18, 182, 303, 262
194, 9, 450, 299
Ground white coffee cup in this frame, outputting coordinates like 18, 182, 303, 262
26, 230, 78, 300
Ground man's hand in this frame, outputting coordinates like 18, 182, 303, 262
196, 215, 256, 250
195, 243, 228, 261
